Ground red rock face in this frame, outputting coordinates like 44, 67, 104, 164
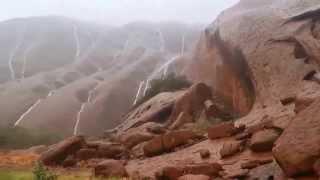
208, 122, 239, 140
185, 0, 320, 117
40, 136, 85, 166
93, 159, 128, 178
273, 98, 320, 177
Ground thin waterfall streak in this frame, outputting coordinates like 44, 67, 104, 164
9, 36, 24, 80
150, 55, 179, 79
73, 24, 81, 62
143, 55, 179, 96
73, 83, 99, 135
14, 100, 42, 127
143, 79, 150, 96
21, 45, 35, 79
74, 104, 85, 135
88, 85, 99, 103
9, 23, 27, 80
14, 90, 54, 127
164, 64, 169, 77
133, 81, 145, 105
181, 34, 185, 56
122, 38, 130, 56
158, 29, 165, 52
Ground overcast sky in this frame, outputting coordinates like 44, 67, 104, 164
1, 0, 239, 25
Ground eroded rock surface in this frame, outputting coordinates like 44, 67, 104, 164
273, 98, 320, 177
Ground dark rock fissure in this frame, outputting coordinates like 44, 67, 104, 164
284, 7, 320, 25
303, 70, 317, 81
208, 27, 256, 114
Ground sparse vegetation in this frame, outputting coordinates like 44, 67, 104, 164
0, 169, 124, 180
136, 73, 191, 106
0, 126, 62, 149
33, 163, 58, 180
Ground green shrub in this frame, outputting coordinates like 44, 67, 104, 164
33, 163, 58, 180
136, 73, 191, 106
0, 126, 62, 149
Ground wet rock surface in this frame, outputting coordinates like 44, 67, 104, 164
39, 136, 85, 166
273, 98, 320, 177
93, 159, 128, 178
250, 129, 280, 152
28, 1, 320, 180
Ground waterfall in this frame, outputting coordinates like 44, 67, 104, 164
143, 79, 150, 96
133, 81, 145, 105
14, 91, 54, 127
181, 34, 185, 56
122, 38, 130, 56
73, 84, 99, 135
142, 55, 180, 96
14, 100, 41, 127
21, 42, 39, 79
9, 29, 25, 80
157, 29, 165, 52
73, 24, 81, 62
73, 103, 85, 135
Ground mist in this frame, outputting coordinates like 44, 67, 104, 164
1, 0, 239, 25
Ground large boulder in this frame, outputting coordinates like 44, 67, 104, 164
166, 83, 212, 128
208, 122, 242, 140
94, 159, 128, 178
162, 130, 202, 150
143, 130, 202, 157
39, 136, 85, 166
97, 143, 125, 159
250, 129, 280, 152
273, 99, 320, 177
143, 136, 164, 157
220, 141, 243, 158
120, 132, 154, 149
76, 148, 98, 160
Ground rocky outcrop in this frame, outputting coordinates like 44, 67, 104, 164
119, 132, 154, 149
273, 98, 320, 177
40, 136, 85, 166
165, 83, 211, 126
250, 129, 280, 152
93, 160, 128, 178
143, 130, 202, 157
220, 141, 243, 158
208, 122, 243, 140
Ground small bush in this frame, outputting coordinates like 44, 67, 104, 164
33, 163, 58, 180
136, 73, 191, 106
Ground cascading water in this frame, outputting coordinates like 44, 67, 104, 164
21, 42, 40, 79
14, 100, 41, 127
74, 103, 85, 135
9, 28, 25, 80
73, 84, 99, 135
122, 39, 130, 56
14, 91, 54, 127
143, 55, 180, 95
181, 34, 186, 56
73, 24, 81, 62
157, 29, 165, 52
133, 81, 145, 105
